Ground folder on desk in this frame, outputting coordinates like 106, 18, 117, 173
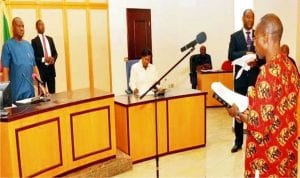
211, 82, 248, 112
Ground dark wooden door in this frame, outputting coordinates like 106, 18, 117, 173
127, 8, 152, 60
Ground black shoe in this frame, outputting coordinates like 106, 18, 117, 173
231, 145, 242, 153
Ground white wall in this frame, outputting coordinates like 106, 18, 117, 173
109, 0, 234, 95
109, 0, 299, 95
234, 0, 253, 31
254, 0, 299, 66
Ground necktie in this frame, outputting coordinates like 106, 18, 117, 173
246, 31, 252, 51
42, 35, 48, 58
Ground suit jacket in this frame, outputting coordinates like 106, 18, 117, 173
31, 35, 58, 77
228, 29, 264, 90
189, 53, 212, 73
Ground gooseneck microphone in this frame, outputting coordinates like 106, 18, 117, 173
32, 73, 49, 97
32, 73, 44, 85
180, 32, 207, 52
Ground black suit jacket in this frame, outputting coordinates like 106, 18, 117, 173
189, 54, 212, 73
228, 29, 264, 91
31, 35, 58, 77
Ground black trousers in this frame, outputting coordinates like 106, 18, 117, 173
234, 86, 248, 146
41, 74, 56, 94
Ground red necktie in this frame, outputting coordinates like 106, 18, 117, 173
42, 35, 48, 58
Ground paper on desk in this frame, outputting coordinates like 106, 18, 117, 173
232, 53, 256, 79
200, 69, 222, 72
211, 82, 249, 112
16, 97, 33, 104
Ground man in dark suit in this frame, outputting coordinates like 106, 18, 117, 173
31, 19, 58, 94
228, 9, 265, 153
189, 45, 212, 89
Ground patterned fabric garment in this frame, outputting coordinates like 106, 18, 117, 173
244, 53, 300, 178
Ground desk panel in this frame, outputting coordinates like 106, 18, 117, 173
129, 103, 156, 161
168, 95, 205, 151
0, 89, 116, 177
115, 89, 207, 163
15, 118, 62, 177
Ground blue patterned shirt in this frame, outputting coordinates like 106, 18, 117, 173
1, 38, 36, 102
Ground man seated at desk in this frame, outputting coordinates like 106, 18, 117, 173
129, 48, 158, 95
189, 45, 212, 89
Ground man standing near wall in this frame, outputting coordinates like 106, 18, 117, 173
228, 9, 265, 153
31, 19, 58, 94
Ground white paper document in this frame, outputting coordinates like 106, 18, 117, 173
16, 96, 47, 104
16, 98, 33, 104
232, 53, 256, 79
211, 82, 249, 112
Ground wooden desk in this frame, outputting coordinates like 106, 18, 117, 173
115, 89, 207, 163
197, 70, 233, 107
0, 89, 116, 177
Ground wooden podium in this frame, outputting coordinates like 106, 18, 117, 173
197, 70, 233, 107
0, 89, 116, 177
114, 89, 207, 163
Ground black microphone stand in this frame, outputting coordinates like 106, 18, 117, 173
139, 47, 195, 99
139, 47, 195, 178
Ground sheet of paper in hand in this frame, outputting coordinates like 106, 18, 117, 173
211, 82, 249, 112
232, 53, 256, 79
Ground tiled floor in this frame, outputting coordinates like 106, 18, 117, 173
112, 108, 300, 178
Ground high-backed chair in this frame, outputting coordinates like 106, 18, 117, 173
125, 59, 139, 94
189, 55, 198, 89
221, 60, 233, 71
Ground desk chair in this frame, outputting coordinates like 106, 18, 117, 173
221, 60, 233, 71
125, 59, 139, 94
189, 55, 198, 89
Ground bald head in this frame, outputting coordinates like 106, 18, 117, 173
12, 17, 24, 40
254, 13, 283, 60
256, 13, 283, 41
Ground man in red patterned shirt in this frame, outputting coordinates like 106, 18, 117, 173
227, 13, 300, 177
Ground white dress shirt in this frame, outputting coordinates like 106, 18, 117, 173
129, 60, 158, 95
38, 33, 52, 65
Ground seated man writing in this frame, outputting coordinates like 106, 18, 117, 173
129, 48, 158, 95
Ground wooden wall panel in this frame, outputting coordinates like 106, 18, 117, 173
41, 9, 67, 92
90, 10, 111, 92
90, 0, 107, 3
67, 9, 89, 90
4, 0, 111, 93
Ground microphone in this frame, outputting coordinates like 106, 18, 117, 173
19, 73, 49, 104
180, 32, 207, 52
32, 73, 44, 85
32, 73, 49, 97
